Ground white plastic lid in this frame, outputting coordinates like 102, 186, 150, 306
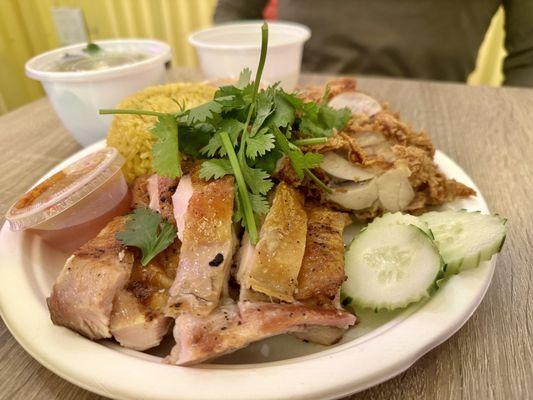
6, 147, 125, 231
25, 39, 172, 83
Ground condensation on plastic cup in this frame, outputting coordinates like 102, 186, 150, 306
189, 21, 311, 91
25, 39, 172, 147
5, 147, 131, 253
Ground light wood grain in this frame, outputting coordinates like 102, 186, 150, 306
0, 73, 532, 400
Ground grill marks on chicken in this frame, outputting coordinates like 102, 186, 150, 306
295, 205, 351, 306
48, 176, 358, 362
292, 205, 352, 345
109, 240, 180, 350
167, 172, 236, 317
167, 301, 356, 365
147, 174, 178, 224
51, 78, 478, 362
237, 182, 307, 302
47, 217, 134, 340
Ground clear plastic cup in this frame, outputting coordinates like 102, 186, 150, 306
189, 21, 311, 91
5, 147, 131, 253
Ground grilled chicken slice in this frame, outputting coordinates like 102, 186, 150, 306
167, 301, 356, 365
171, 174, 193, 241
146, 174, 178, 223
293, 205, 352, 345
109, 290, 171, 351
167, 172, 236, 316
131, 175, 150, 209
237, 182, 307, 302
47, 217, 134, 340
295, 205, 351, 306
109, 240, 180, 350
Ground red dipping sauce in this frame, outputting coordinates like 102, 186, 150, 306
5, 147, 131, 253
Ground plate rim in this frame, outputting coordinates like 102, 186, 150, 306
0, 141, 497, 400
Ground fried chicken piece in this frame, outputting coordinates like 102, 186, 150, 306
298, 77, 358, 103
277, 78, 475, 218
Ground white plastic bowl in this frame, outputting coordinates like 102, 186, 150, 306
189, 21, 311, 91
25, 39, 172, 147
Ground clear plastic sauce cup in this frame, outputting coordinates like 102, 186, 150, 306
5, 147, 131, 253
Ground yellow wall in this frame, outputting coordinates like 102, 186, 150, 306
0, 0, 217, 114
0, 1, 505, 115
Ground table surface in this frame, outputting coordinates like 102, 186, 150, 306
0, 72, 532, 400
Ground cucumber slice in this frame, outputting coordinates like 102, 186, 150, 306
420, 210, 506, 275
343, 224, 443, 310
372, 212, 433, 238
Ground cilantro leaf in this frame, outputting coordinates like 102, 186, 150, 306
215, 84, 253, 111
299, 102, 351, 137
234, 191, 269, 224
201, 119, 243, 157
179, 123, 214, 158
266, 92, 295, 128
251, 89, 274, 135
241, 162, 274, 195
116, 208, 177, 266
235, 68, 252, 89
151, 114, 181, 178
187, 101, 222, 124
245, 128, 275, 159
84, 42, 102, 55
249, 192, 270, 215
253, 148, 283, 173
199, 159, 233, 180
318, 104, 351, 132
272, 125, 323, 179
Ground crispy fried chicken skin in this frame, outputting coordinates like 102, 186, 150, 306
295, 204, 351, 306
277, 78, 475, 218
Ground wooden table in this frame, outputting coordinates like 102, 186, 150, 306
0, 74, 532, 400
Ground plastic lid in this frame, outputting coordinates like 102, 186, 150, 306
6, 147, 125, 231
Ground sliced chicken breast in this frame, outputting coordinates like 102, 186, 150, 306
293, 204, 353, 345
237, 182, 307, 302
167, 301, 356, 365
295, 205, 351, 306
167, 172, 236, 317
131, 175, 150, 209
47, 217, 134, 340
147, 174, 178, 223
109, 240, 180, 350
109, 290, 172, 351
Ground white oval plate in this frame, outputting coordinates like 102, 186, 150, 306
0, 141, 496, 400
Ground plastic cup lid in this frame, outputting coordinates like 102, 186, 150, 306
6, 147, 125, 231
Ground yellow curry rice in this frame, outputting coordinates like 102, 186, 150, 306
106, 83, 216, 183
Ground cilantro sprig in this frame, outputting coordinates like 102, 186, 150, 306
116, 208, 177, 266
100, 22, 351, 245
